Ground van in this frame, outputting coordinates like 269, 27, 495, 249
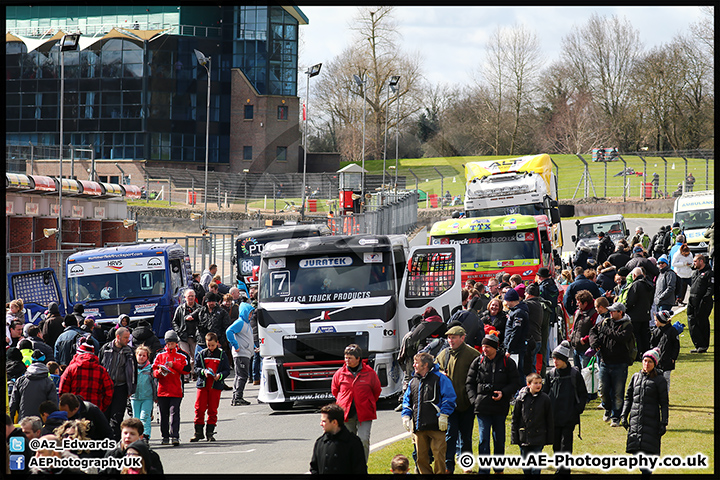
673, 190, 714, 255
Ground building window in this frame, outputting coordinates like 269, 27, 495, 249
243, 146, 252, 160
276, 146, 287, 162
277, 105, 288, 120
244, 104, 253, 120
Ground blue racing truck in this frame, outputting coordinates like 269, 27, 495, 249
8, 243, 193, 340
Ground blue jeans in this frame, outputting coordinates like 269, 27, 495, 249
520, 444, 544, 475
251, 344, 261, 381
477, 413, 506, 474
445, 407, 475, 472
599, 362, 628, 420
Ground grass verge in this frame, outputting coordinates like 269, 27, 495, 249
367, 308, 714, 474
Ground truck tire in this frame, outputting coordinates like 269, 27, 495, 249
269, 401, 294, 411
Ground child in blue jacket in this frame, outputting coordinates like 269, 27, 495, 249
131, 345, 157, 441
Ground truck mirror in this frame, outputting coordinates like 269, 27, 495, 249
550, 208, 561, 224
575, 219, 581, 226
571, 235, 577, 243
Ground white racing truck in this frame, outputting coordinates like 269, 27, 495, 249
673, 190, 714, 256
256, 234, 461, 410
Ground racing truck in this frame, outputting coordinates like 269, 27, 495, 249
256, 234, 461, 410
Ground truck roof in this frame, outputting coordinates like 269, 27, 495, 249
577, 214, 625, 225
262, 235, 401, 258
67, 242, 184, 262
236, 224, 330, 241
675, 190, 714, 211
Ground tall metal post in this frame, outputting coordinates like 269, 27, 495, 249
58, 47, 65, 250
195, 49, 211, 232
393, 77, 400, 191
300, 63, 322, 220
382, 81, 390, 201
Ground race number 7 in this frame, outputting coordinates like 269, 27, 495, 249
270, 271, 290, 296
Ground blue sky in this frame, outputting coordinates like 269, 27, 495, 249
298, 6, 707, 87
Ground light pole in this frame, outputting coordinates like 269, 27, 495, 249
300, 63, 322, 220
390, 75, 401, 194
243, 169, 250, 213
194, 49, 211, 232
353, 74, 368, 196
58, 33, 81, 250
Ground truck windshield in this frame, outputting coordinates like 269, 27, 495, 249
676, 209, 714, 230
577, 221, 624, 239
68, 270, 166, 303
431, 230, 540, 265
466, 204, 542, 217
260, 252, 394, 303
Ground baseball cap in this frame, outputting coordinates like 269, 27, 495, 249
607, 302, 627, 313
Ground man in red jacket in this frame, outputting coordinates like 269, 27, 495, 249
331, 344, 381, 461
152, 330, 187, 446
58, 338, 114, 412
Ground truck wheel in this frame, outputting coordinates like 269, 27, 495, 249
269, 402, 294, 411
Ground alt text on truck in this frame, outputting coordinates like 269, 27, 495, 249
256, 235, 461, 410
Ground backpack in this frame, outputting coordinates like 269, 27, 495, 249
420, 337, 448, 359
192, 281, 206, 303
620, 319, 638, 365
71, 331, 93, 355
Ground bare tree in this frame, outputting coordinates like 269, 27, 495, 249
561, 13, 643, 150
312, 7, 425, 162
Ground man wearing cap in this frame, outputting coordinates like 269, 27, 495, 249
59, 338, 115, 412
466, 333, 519, 474
503, 288, 529, 374
595, 231, 613, 265
653, 255, 677, 313
687, 254, 713, 354
625, 244, 659, 281
589, 302, 634, 427
10, 349, 59, 420
650, 310, 680, 392
99, 326, 137, 440
435, 325, 480, 473
628, 226, 650, 252
191, 292, 230, 357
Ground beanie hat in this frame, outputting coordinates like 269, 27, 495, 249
422, 306, 439, 319
537, 267, 550, 278
503, 288, 520, 302
31, 349, 46, 363
164, 330, 180, 343
633, 245, 643, 253
64, 314, 78, 327
657, 255, 669, 265
76, 338, 95, 354
672, 222, 680, 228
642, 348, 661, 366
18, 339, 32, 350
552, 340, 572, 364
598, 231, 605, 237
514, 283, 526, 298
481, 334, 499, 349
48, 302, 60, 315
7, 347, 23, 362
23, 323, 34, 338
656, 310, 673, 324
525, 282, 540, 297
73, 304, 85, 314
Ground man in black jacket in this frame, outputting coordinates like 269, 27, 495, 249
596, 231, 615, 266
41, 302, 65, 351
607, 241, 632, 270
466, 334, 520, 474
687, 254, 713, 353
625, 245, 659, 281
58, 393, 114, 444
624, 267, 655, 358
98, 327, 137, 441
191, 293, 230, 355
173, 289, 199, 380
309, 403, 367, 474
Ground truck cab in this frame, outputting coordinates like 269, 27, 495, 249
256, 234, 461, 410
673, 190, 714, 255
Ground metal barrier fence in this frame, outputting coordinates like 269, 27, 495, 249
7, 249, 80, 303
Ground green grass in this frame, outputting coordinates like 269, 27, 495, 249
367, 308, 714, 474
345, 154, 713, 203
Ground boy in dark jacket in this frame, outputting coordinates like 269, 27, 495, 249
310, 403, 367, 474
649, 310, 680, 393
542, 340, 588, 474
190, 331, 230, 442
511, 372, 553, 475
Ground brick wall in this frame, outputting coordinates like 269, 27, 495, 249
80, 219, 103, 247
102, 220, 136, 244
8, 216, 34, 253
62, 219, 81, 247
34, 217, 60, 252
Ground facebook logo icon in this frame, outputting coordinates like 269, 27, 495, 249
9, 436, 25, 452
10, 455, 25, 471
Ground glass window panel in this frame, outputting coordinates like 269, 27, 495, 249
123, 48, 142, 63
276, 146, 287, 162
124, 63, 143, 78
243, 146, 252, 160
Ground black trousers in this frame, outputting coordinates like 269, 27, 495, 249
631, 320, 651, 361
687, 296, 713, 350
158, 396, 182, 440
553, 425, 576, 473
104, 384, 128, 441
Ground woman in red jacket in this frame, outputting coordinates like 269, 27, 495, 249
331, 344, 382, 461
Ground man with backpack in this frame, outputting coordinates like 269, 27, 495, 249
588, 302, 635, 428
53, 314, 100, 366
